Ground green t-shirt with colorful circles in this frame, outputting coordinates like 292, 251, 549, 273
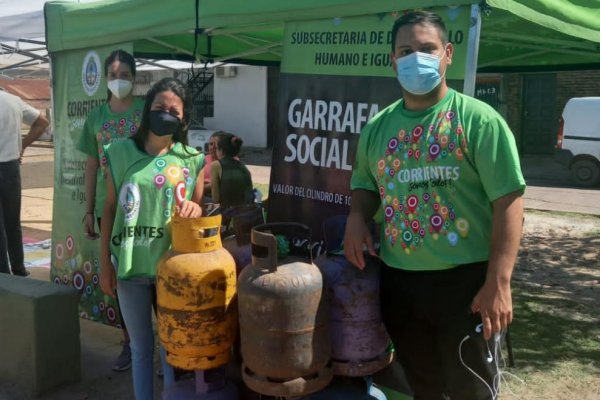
77, 98, 144, 216
351, 89, 525, 271
105, 139, 204, 280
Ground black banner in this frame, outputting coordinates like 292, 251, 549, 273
267, 73, 399, 255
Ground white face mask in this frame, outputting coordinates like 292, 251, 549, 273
107, 79, 133, 99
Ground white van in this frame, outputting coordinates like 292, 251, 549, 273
555, 97, 600, 187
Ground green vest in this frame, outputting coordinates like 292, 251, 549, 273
105, 139, 204, 279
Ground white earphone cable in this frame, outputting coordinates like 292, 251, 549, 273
459, 331, 527, 399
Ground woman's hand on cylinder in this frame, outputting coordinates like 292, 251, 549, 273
177, 200, 202, 218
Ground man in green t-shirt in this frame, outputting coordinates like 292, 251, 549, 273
344, 10, 525, 400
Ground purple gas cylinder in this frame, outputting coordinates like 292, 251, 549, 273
162, 368, 237, 400
315, 254, 393, 376
222, 203, 263, 276
314, 215, 392, 377
222, 237, 252, 276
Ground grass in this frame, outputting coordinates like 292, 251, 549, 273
498, 211, 600, 399
501, 288, 600, 399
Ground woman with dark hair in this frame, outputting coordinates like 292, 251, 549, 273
202, 130, 224, 194
77, 48, 142, 372
210, 132, 254, 210
99, 77, 205, 399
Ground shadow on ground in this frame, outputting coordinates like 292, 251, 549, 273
511, 232, 600, 370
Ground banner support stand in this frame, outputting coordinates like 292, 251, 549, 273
463, 3, 481, 97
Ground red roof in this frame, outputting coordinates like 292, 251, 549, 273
0, 79, 50, 100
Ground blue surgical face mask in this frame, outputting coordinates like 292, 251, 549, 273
395, 51, 444, 95
149, 110, 181, 136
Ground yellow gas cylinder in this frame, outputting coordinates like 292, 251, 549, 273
157, 214, 237, 370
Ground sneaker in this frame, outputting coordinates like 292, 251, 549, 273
112, 343, 132, 372
12, 268, 30, 277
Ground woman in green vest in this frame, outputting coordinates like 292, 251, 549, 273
99, 77, 205, 399
77, 49, 144, 372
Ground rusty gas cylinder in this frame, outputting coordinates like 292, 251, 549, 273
156, 214, 237, 370
237, 223, 332, 397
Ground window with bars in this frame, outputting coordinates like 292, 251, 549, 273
187, 68, 214, 129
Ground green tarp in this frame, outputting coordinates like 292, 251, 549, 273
45, 0, 600, 71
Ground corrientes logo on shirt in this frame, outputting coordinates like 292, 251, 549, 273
81, 50, 102, 97
119, 183, 141, 222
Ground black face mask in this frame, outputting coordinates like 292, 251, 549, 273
149, 110, 181, 136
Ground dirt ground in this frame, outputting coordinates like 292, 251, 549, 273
517, 210, 599, 309
502, 210, 600, 400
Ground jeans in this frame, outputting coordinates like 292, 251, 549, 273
117, 278, 175, 399
0, 160, 24, 274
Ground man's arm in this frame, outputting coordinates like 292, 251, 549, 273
21, 114, 49, 156
343, 189, 381, 269
471, 190, 524, 340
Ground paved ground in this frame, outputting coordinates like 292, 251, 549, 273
19, 146, 600, 240
519, 154, 600, 215
5, 142, 600, 399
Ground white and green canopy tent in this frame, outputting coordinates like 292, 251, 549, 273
44, 0, 599, 317
44, 0, 600, 304
0, 0, 103, 74
45, 0, 600, 73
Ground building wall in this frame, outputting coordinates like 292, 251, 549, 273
0, 78, 50, 112
203, 66, 268, 148
556, 70, 600, 118
497, 70, 600, 154
503, 73, 522, 149
132, 69, 174, 97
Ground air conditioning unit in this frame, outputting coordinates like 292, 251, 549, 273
215, 66, 237, 78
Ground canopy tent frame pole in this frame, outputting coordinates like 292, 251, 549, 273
1, 43, 49, 63
0, 59, 48, 72
13, 38, 46, 46
481, 39, 598, 59
224, 33, 282, 58
463, 3, 481, 96
206, 24, 281, 36
485, 31, 599, 51
0, 45, 47, 53
136, 59, 192, 75
146, 37, 195, 57
478, 48, 550, 68
211, 42, 282, 63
